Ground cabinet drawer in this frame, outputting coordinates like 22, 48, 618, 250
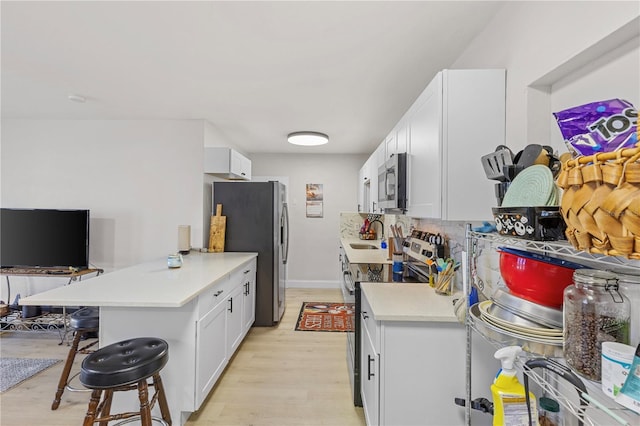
197, 274, 232, 317
361, 292, 380, 350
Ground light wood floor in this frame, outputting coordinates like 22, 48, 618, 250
0, 288, 365, 426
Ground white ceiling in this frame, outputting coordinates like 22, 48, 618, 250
1, 1, 503, 155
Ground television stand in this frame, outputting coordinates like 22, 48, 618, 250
0, 268, 102, 344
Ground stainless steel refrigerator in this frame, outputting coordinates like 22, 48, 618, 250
213, 181, 289, 326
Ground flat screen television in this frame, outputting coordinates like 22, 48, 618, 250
0, 208, 90, 269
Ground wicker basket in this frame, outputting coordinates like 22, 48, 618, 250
556, 141, 640, 259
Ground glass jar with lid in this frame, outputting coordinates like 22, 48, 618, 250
563, 269, 630, 381
615, 272, 640, 347
538, 396, 562, 426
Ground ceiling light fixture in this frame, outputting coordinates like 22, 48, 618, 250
287, 131, 329, 146
67, 94, 86, 103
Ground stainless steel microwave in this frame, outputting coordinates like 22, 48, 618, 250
378, 153, 407, 212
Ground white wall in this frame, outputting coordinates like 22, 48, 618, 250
451, 1, 639, 154
1, 119, 205, 272
251, 153, 367, 287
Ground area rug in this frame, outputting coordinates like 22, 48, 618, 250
295, 302, 355, 332
0, 357, 61, 393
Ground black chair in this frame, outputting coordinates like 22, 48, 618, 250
79, 337, 172, 426
52, 306, 99, 410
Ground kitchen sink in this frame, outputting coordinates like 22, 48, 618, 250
349, 243, 379, 250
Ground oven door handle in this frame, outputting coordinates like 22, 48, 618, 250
342, 271, 355, 295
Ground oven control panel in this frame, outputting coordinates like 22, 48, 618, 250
405, 230, 445, 263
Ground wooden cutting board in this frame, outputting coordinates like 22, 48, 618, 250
209, 204, 226, 252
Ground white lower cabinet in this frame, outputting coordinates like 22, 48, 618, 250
225, 282, 244, 356
242, 266, 256, 332
361, 313, 380, 426
194, 258, 256, 409
360, 290, 493, 426
195, 298, 228, 408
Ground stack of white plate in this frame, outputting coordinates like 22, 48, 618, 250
477, 300, 563, 345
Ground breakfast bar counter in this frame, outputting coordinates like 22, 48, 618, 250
20, 252, 257, 308
20, 252, 258, 426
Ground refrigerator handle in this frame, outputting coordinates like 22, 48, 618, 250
282, 202, 289, 265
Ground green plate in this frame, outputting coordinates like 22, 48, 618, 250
502, 165, 555, 207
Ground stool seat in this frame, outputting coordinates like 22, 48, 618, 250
70, 307, 100, 330
51, 306, 100, 410
79, 337, 171, 426
80, 338, 168, 389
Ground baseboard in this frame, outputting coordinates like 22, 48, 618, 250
287, 279, 340, 289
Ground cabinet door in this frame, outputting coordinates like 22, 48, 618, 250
385, 134, 396, 161
226, 283, 244, 355
367, 155, 379, 213
230, 149, 251, 180
442, 69, 504, 221
361, 325, 379, 426
358, 164, 366, 212
407, 73, 442, 218
396, 122, 408, 154
195, 300, 227, 408
242, 266, 256, 332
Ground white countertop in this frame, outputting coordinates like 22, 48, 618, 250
340, 237, 392, 264
361, 282, 459, 322
20, 252, 257, 308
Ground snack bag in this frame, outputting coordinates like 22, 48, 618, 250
553, 99, 637, 156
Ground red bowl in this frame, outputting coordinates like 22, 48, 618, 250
498, 247, 584, 309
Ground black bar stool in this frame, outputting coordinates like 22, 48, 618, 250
52, 306, 100, 410
79, 337, 172, 426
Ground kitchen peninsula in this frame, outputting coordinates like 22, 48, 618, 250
20, 252, 257, 425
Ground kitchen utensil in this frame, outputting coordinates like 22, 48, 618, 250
501, 165, 556, 207
208, 204, 226, 252
481, 147, 514, 181
502, 164, 525, 182
516, 144, 547, 168
497, 246, 584, 308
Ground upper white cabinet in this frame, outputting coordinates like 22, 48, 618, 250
359, 153, 379, 213
406, 69, 505, 221
204, 147, 252, 180
395, 121, 409, 156
384, 134, 396, 162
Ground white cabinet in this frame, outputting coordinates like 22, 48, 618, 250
375, 141, 387, 168
194, 258, 256, 409
359, 153, 380, 213
226, 281, 244, 355
361, 294, 380, 426
360, 289, 493, 426
406, 69, 505, 221
242, 265, 256, 332
204, 147, 252, 180
195, 297, 227, 408
384, 134, 396, 162
395, 122, 408, 155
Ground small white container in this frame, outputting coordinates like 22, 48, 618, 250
601, 342, 635, 398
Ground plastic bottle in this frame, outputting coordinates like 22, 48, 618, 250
491, 346, 539, 426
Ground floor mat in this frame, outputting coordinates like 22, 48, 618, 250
0, 357, 61, 393
295, 302, 354, 332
